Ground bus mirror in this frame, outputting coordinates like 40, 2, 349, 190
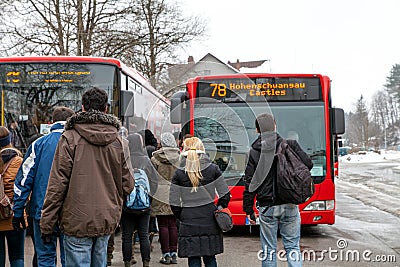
170, 91, 188, 124
332, 108, 345, 134
121, 90, 134, 117
170, 98, 182, 124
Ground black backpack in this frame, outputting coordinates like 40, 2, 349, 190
274, 139, 314, 204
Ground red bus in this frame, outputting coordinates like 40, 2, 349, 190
0, 56, 173, 152
170, 73, 345, 226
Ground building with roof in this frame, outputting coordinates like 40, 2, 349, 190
164, 53, 269, 97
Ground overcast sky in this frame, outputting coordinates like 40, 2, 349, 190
180, 0, 400, 112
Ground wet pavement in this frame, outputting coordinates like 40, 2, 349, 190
5, 159, 400, 266
7, 188, 399, 267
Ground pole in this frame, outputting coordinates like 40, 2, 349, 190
384, 121, 387, 150
268, 59, 272, 73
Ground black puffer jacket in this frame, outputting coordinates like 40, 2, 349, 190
242, 133, 313, 215
170, 155, 230, 258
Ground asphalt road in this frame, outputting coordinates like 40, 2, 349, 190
7, 188, 399, 267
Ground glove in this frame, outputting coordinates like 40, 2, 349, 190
12, 216, 26, 231
41, 234, 54, 244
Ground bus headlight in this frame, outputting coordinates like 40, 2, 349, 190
303, 200, 334, 211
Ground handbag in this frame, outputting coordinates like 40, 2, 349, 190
0, 158, 15, 220
214, 206, 233, 232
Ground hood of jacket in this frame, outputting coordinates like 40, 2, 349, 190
248, 132, 281, 193
153, 147, 180, 164
65, 110, 121, 146
251, 132, 281, 152
0, 147, 19, 163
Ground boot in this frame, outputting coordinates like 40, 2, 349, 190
160, 253, 171, 264
130, 244, 137, 264
131, 232, 137, 264
149, 232, 155, 252
170, 252, 177, 264
143, 260, 150, 267
124, 261, 131, 267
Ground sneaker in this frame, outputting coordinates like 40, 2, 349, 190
170, 254, 177, 264
160, 255, 171, 265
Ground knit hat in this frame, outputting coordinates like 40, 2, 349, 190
0, 133, 11, 148
161, 132, 177, 148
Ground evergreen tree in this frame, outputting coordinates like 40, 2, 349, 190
385, 64, 400, 101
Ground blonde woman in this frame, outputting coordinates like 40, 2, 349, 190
0, 126, 25, 267
170, 137, 230, 267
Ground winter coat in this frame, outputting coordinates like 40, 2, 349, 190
123, 133, 159, 215
150, 147, 180, 216
170, 155, 230, 258
13, 122, 66, 219
242, 133, 313, 215
0, 148, 25, 231
40, 111, 134, 237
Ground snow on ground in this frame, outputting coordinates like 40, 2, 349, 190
337, 150, 400, 218
339, 150, 400, 164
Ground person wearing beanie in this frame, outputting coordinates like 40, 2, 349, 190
161, 132, 178, 148
0, 126, 25, 267
151, 132, 180, 264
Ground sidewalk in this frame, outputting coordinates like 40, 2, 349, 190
7, 232, 188, 267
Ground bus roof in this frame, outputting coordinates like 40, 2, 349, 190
0, 56, 123, 66
187, 73, 328, 83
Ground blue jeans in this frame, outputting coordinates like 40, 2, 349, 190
0, 229, 25, 267
188, 256, 217, 267
63, 234, 110, 267
33, 219, 65, 267
259, 204, 302, 267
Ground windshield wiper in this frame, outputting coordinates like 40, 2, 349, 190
203, 139, 237, 144
309, 150, 326, 158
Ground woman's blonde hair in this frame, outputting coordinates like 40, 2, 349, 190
183, 137, 205, 192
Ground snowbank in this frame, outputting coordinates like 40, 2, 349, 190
338, 149, 400, 218
339, 150, 400, 163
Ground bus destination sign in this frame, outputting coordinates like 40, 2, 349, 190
196, 77, 322, 102
5, 70, 91, 84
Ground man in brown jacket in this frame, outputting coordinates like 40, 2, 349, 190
40, 87, 134, 267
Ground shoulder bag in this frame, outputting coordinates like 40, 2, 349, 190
0, 158, 15, 220
214, 206, 233, 232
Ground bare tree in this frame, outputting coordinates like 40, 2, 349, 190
123, 0, 207, 92
0, 0, 207, 98
371, 90, 390, 128
346, 95, 370, 148
0, 0, 137, 56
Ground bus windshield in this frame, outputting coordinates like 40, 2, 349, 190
0, 63, 118, 149
193, 102, 326, 184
